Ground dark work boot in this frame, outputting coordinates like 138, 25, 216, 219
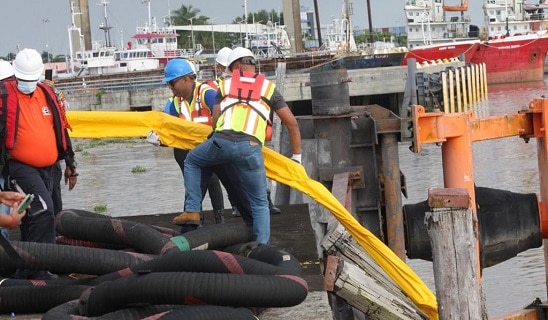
267, 189, 281, 215
214, 209, 225, 224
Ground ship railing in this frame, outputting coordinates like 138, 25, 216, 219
55, 73, 165, 94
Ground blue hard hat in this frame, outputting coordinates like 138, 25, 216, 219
163, 58, 195, 82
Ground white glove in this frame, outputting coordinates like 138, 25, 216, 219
146, 130, 161, 146
290, 153, 302, 164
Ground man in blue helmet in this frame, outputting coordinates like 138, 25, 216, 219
181, 48, 302, 244
149, 58, 227, 228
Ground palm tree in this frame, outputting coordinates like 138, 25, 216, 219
170, 5, 210, 49
169, 5, 284, 51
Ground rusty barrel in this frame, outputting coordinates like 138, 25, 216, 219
309, 68, 351, 116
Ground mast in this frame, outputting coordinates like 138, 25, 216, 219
98, 0, 113, 47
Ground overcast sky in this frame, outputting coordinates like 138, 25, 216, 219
0, 0, 485, 57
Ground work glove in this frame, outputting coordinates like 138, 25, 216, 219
146, 130, 161, 146
290, 153, 302, 164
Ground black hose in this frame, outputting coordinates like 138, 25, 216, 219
0, 240, 156, 278
0, 212, 304, 318
223, 242, 303, 275
43, 300, 178, 320
73, 249, 303, 286
56, 209, 255, 254
153, 305, 259, 320
0, 285, 89, 314
81, 272, 308, 316
168, 223, 254, 253
56, 210, 176, 255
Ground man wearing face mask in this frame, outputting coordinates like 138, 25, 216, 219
0, 48, 77, 280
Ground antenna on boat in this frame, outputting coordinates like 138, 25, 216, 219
141, 0, 152, 29
244, 0, 249, 48
98, 0, 113, 47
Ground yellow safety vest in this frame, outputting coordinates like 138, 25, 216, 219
217, 73, 276, 144
172, 81, 214, 125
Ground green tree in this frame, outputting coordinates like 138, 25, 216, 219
233, 9, 283, 25
170, 5, 211, 49
169, 5, 285, 51
41, 51, 53, 63
0, 53, 16, 61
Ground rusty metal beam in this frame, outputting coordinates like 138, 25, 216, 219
492, 308, 543, 320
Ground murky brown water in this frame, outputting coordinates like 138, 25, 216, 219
402, 80, 548, 317
60, 79, 548, 318
62, 140, 228, 217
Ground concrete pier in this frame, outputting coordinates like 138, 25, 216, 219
58, 61, 464, 112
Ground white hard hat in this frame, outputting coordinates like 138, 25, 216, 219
0, 60, 14, 81
13, 48, 44, 81
215, 47, 233, 67
227, 47, 254, 69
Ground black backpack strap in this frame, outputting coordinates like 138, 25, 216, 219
0, 82, 10, 187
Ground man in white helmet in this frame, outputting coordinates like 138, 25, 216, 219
0, 60, 14, 81
181, 47, 302, 244
215, 47, 232, 82
0, 48, 77, 280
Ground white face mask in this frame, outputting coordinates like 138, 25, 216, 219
17, 81, 38, 94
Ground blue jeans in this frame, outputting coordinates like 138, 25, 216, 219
184, 137, 270, 243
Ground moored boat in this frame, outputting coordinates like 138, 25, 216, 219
471, 32, 548, 84
401, 40, 480, 65
403, 0, 548, 84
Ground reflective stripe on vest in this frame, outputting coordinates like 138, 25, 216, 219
218, 74, 275, 144
171, 81, 214, 124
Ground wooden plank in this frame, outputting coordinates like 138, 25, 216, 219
426, 206, 484, 319
321, 225, 427, 319
334, 260, 426, 320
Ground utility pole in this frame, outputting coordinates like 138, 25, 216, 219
313, 0, 322, 48
43, 18, 51, 63
244, 0, 248, 48
366, 0, 374, 44
189, 17, 195, 52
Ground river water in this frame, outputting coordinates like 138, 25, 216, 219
402, 79, 548, 317
60, 78, 548, 318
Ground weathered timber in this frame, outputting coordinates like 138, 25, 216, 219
321, 225, 427, 320
426, 188, 486, 319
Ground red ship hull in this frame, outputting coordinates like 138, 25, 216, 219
403, 34, 548, 85
402, 40, 480, 65
470, 35, 548, 84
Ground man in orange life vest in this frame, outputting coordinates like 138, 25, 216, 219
1, 49, 77, 279
150, 58, 227, 227
180, 47, 302, 244
212, 48, 282, 217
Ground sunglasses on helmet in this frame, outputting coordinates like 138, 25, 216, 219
239, 58, 257, 66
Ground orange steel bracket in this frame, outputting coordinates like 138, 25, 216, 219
411, 100, 548, 238
520, 98, 548, 239
411, 105, 476, 208
412, 97, 548, 315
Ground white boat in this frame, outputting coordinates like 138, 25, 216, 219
65, 0, 175, 77
483, 0, 548, 39
404, 0, 479, 48
131, 0, 197, 65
